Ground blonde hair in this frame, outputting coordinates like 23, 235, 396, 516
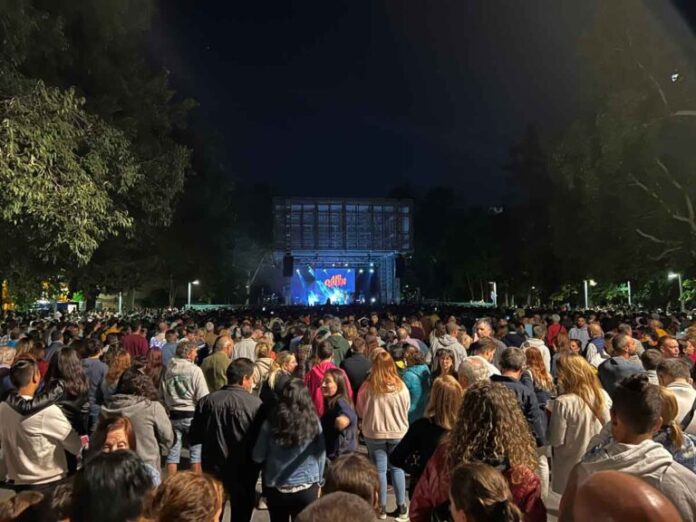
556, 354, 607, 423
447, 382, 538, 485
268, 351, 296, 388
255, 340, 271, 358
426, 375, 463, 431
588, 323, 603, 339
367, 351, 403, 394
660, 387, 685, 449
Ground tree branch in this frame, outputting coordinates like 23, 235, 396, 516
625, 30, 669, 112
649, 246, 683, 261
635, 228, 682, 245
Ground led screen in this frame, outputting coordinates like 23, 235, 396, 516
291, 267, 355, 306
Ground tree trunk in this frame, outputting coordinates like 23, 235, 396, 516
466, 275, 475, 301
168, 274, 177, 308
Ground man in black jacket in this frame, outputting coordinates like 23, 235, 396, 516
340, 337, 371, 393
490, 348, 546, 447
190, 358, 265, 522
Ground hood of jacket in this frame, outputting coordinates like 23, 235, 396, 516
255, 357, 273, 372
102, 394, 151, 417
437, 334, 460, 347
582, 439, 673, 479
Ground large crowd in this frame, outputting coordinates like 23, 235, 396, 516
0, 305, 694, 522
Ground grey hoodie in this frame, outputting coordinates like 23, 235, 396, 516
578, 438, 696, 521
161, 357, 209, 413
429, 334, 467, 370
100, 394, 174, 470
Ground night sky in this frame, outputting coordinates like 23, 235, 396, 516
148, 1, 689, 205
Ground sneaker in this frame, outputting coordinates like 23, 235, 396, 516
376, 506, 387, 520
388, 504, 409, 521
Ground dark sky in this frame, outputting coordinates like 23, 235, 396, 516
149, 1, 598, 204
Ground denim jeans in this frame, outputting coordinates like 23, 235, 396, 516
365, 437, 407, 508
167, 417, 202, 464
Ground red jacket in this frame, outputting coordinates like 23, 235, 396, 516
304, 360, 353, 416
546, 323, 566, 350
409, 444, 546, 522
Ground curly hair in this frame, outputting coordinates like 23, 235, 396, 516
447, 382, 537, 484
270, 379, 320, 447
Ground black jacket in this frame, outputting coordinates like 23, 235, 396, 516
5, 381, 90, 435
491, 373, 546, 447
340, 353, 371, 394
189, 384, 265, 484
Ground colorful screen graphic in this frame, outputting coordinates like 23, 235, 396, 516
291, 267, 355, 306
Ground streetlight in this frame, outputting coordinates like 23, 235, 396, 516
187, 280, 200, 308
583, 279, 597, 309
668, 272, 684, 312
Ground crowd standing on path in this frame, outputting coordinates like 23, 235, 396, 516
0, 305, 694, 521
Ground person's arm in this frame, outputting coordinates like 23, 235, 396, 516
193, 367, 210, 402
524, 389, 546, 446
548, 398, 567, 447
43, 406, 83, 455
5, 382, 65, 415
251, 421, 270, 464
356, 383, 368, 418
152, 401, 175, 450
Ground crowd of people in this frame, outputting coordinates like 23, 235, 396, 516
0, 305, 694, 521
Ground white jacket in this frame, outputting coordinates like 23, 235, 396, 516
666, 381, 696, 435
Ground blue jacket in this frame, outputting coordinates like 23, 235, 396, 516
491, 374, 546, 447
252, 419, 326, 488
402, 364, 431, 423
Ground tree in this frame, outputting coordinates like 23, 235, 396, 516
546, 0, 696, 288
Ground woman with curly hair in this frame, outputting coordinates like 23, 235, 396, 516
409, 381, 546, 522
548, 353, 610, 495
253, 379, 326, 522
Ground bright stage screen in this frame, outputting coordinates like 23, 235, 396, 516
291, 267, 355, 306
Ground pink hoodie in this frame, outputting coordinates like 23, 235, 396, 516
304, 360, 353, 416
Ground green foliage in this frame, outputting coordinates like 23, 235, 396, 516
0, 77, 139, 265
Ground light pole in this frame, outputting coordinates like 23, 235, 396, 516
668, 272, 684, 312
626, 280, 632, 307
583, 279, 597, 309
489, 281, 498, 308
187, 280, 200, 308
118, 291, 123, 315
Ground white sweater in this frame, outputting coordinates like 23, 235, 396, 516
0, 400, 82, 485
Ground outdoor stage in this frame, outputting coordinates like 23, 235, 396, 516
273, 198, 413, 305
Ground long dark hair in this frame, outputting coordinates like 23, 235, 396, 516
45, 346, 88, 398
323, 368, 352, 410
270, 379, 320, 447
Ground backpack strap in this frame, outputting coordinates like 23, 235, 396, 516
680, 395, 696, 431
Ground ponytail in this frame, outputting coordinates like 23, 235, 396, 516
669, 419, 685, 450
491, 500, 523, 522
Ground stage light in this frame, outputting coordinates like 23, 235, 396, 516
369, 268, 374, 274
344, 263, 348, 267
370, 297, 376, 303
358, 269, 364, 274
369, 262, 374, 267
